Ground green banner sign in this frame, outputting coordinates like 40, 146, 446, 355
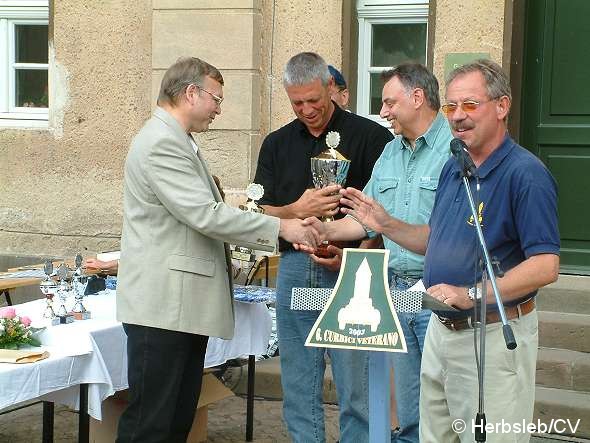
306, 249, 407, 353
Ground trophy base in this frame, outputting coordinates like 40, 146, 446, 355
52, 314, 75, 325
70, 310, 91, 320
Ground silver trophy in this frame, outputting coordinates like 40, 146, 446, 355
70, 254, 91, 320
54, 263, 74, 325
310, 131, 350, 257
39, 260, 57, 320
232, 183, 265, 263
231, 183, 266, 283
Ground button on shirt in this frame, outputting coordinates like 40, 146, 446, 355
363, 113, 453, 277
423, 135, 560, 315
255, 103, 393, 252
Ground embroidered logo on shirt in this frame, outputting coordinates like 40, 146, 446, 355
467, 202, 484, 226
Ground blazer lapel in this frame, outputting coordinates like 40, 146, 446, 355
189, 135, 234, 289
189, 135, 223, 203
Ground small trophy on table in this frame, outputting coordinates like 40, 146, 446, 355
311, 131, 350, 258
231, 183, 266, 284
54, 263, 74, 325
232, 183, 265, 264
70, 253, 91, 320
39, 260, 57, 320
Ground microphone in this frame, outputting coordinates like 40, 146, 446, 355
450, 138, 477, 178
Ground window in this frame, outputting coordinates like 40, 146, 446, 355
356, 0, 429, 124
0, 0, 49, 127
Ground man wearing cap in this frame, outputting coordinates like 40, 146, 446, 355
328, 65, 350, 110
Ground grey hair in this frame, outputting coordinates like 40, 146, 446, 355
283, 52, 331, 87
381, 63, 441, 111
446, 59, 512, 101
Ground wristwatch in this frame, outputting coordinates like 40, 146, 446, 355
468, 286, 482, 300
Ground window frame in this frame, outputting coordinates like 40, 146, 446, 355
356, 0, 429, 125
0, 0, 49, 127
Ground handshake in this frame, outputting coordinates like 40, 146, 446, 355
278, 185, 390, 255
278, 217, 325, 250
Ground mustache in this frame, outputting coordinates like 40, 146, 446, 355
452, 123, 474, 131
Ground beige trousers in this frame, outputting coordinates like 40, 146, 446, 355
419, 310, 538, 443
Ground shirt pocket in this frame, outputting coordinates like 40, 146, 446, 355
376, 177, 400, 213
418, 177, 439, 222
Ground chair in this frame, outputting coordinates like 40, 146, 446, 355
245, 255, 279, 286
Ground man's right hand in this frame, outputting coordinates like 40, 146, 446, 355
292, 217, 325, 253
290, 185, 341, 219
339, 187, 392, 234
279, 218, 320, 249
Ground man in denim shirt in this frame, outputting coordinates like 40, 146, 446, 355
303, 63, 452, 442
365, 64, 452, 442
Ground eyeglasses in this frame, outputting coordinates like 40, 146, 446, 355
441, 98, 496, 116
190, 84, 223, 106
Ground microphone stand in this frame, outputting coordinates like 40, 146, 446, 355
458, 169, 517, 442
474, 265, 488, 442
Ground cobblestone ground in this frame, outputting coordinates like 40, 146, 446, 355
0, 396, 340, 442
0, 396, 581, 442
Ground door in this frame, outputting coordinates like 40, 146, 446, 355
521, 0, 590, 274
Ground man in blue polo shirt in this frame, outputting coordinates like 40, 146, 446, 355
325, 59, 559, 442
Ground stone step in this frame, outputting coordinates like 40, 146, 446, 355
538, 311, 590, 353
536, 347, 590, 392
233, 356, 338, 403
536, 287, 590, 315
534, 386, 590, 438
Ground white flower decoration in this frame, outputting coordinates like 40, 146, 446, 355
245, 183, 264, 202
326, 131, 340, 149
325, 131, 341, 159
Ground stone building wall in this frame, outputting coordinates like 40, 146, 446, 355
0, 0, 508, 258
0, 0, 152, 258
432, 0, 506, 94
0, 0, 345, 257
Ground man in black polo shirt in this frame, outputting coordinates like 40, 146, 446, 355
254, 52, 392, 442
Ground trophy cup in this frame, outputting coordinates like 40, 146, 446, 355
39, 260, 58, 320
69, 254, 91, 320
231, 183, 265, 282
54, 263, 74, 325
310, 131, 350, 258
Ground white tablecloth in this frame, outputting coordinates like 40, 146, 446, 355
0, 289, 272, 419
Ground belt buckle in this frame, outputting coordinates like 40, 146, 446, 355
438, 315, 456, 331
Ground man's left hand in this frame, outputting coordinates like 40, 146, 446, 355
427, 283, 474, 310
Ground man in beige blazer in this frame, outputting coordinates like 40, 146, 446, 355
116, 56, 319, 443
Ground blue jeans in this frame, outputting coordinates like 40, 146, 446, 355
276, 250, 369, 443
389, 273, 431, 443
